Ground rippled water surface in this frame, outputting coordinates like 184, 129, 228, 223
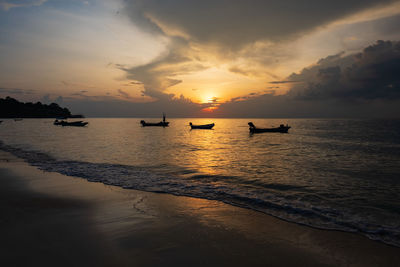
1, 118, 399, 246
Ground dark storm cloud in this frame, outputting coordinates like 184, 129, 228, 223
288, 40, 400, 100
210, 40, 400, 118
124, 0, 396, 49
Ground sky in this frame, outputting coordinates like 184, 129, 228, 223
0, 0, 399, 117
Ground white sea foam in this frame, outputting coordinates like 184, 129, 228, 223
1, 140, 400, 247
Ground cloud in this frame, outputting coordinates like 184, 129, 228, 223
70, 92, 87, 97
61, 81, 96, 89
121, 81, 143, 86
0, 87, 34, 95
229, 92, 264, 102
49, 40, 400, 118
119, 1, 400, 100
129, 81, 143, 85
209, 97, 219, 103
0, 0, 46, 11
55, 96, 64, 105
58, 88, 400, 118
287, 40, 400, 100
61, 94, 206, 118
218, 93, 399, 118
124, 0, 396, 50
228, 66, 278, 78
207, 40, 400, 118
4, 39, 398, 118
117, 89, 132, 99
40, 94, 51, 104
269, 80, 301, 84
120, 36, 208, 99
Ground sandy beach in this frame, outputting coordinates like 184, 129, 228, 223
0, 150, 399, 267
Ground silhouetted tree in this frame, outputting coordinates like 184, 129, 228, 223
0, 96, 72, 118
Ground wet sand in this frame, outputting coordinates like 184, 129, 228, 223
0, 150, 399, 267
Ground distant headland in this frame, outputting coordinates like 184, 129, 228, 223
0, 96, 83, 118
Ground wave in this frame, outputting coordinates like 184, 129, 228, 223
1, 142, 399, 247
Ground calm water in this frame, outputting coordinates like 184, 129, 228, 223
1, 118, 400, 246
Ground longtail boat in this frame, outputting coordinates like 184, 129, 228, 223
189, 122, 215, 129
140, 113, 169, 127
54, 120, 88, 127
248, 122, 290, 133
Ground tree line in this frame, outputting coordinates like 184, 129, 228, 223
0, 96, 81, 118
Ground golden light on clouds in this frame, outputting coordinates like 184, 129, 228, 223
197, 92, 216, 104
167, 66, 272, 103
201, 106, 219, 113
1, 0, 399, 117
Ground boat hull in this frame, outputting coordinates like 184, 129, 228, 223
54, 120, 88, 127
61, 121, 88, 127
248, 122, 290, 133
250, 127, 290, 133
140, 121, 169, 127
190, 123, 214, 129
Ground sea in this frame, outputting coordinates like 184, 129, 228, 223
1, 118, 399, 246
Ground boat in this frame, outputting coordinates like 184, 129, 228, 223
140, 121, 169, 127
189, 122, 215, 129
61, 121, 88, 127
54, 119, 88, 127
140, 113, 169, 127
248, 122, 291, 133
14, 118, 23, 121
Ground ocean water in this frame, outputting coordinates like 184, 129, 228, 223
1, 118, 399, 246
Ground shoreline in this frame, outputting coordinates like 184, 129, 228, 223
1, 140, 399, 248
1, 150, 399, 266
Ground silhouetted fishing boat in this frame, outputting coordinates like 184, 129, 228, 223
248, 122, 290, 133
54, 119, 88, 127
62, 121, 88, 127
140, 113, 169, 127
189, 122, 215, 129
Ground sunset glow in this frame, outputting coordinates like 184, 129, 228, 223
0, 0, 399, 117
201, 106, 219, 113
1, 2, 399, 265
